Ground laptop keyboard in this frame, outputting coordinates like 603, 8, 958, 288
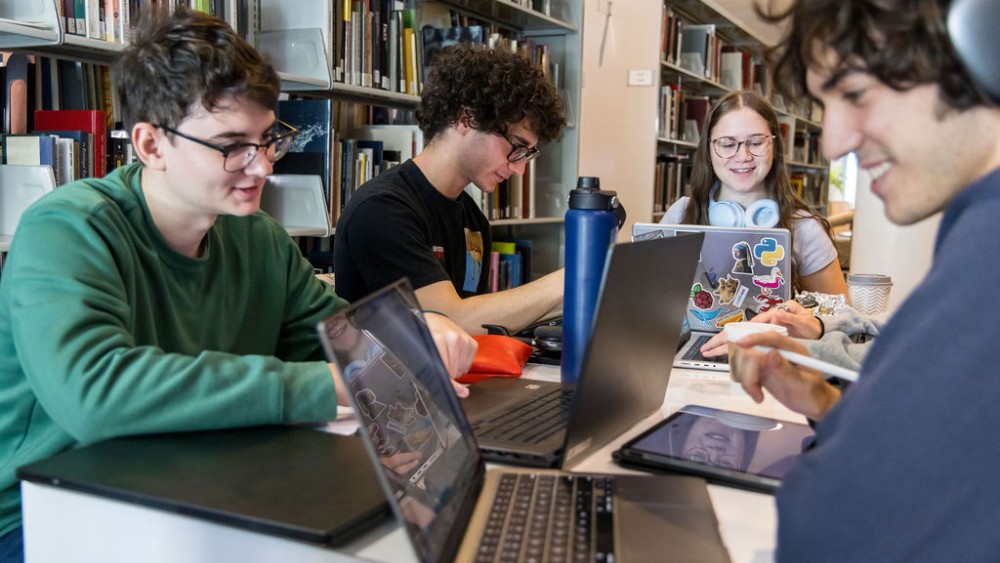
681, 334, 729, 364
476, 473, 615, 563
473, 388, 574, 444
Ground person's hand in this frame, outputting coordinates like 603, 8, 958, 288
379, 450, 423, 475
700, 331, 730, 357
752, 301, 824, 339
425, 313, 477, 398
729, 332, 840, 421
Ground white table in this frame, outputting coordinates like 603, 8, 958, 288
21, 365, 804, 563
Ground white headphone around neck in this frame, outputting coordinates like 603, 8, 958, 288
707, 185, 779, 228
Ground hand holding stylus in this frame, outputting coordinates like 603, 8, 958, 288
729, 332, 843, 421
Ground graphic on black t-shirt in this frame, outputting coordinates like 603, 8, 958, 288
463, 228, 484, 292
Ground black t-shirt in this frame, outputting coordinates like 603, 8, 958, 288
334, 160, 492, 302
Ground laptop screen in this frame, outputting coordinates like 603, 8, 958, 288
318, 279, 482, 563
632, 223, 793, 331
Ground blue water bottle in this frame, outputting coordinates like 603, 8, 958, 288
562, 176, 626, 384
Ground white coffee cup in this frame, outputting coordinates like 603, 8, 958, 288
724, 322, 788, 378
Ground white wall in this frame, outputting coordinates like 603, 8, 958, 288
849, 172, 940, 311
577, 0, 662, 241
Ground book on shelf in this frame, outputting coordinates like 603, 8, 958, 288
33, 109, 107, 178
353, 124, 423, 162
1, 134, 56, 168
420, 25, 484, 79
275, 98, 336, 221
41, 130, 93, 181
684, 96, 711, 141
679, 23, 715, 79
4, 53, 32, 135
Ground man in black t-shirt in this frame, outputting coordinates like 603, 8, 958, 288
335, 44, 567, 335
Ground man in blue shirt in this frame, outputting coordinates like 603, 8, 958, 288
727, 0, 1000, 561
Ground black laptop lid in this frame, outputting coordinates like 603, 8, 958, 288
562, 233, 704, 469
318, 279, 483, 563
16, 426, 390, 545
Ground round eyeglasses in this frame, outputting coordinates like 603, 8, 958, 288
155, 120, 299, 172
711, 134, 775, 159
499, 132, 541, 163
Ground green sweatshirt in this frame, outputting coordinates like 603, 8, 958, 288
0, 163, 347, 535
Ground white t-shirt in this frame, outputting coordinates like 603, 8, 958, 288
661, 196, 838, 277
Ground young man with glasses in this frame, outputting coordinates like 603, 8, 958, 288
334, 44, 567, 335
0, 8, 475, 560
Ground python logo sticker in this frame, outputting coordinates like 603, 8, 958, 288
753, 237, 786, 267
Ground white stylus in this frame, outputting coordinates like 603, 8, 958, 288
751, 346, 860, 382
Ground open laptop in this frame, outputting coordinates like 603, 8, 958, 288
317, 279, 730, 563
459, 234, 703, 468
633, 223, 793, 372
16, 426, 390, 546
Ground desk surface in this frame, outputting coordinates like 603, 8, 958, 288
22, 365, 804, 563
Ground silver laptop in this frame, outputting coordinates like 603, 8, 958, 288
633, 223, 793, 371
460, 234, 704, 468
317, 279, 731, 563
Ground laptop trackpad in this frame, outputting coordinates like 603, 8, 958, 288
616, 475, 730, 562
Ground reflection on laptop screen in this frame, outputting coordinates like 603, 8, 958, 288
318, 280, 482, 563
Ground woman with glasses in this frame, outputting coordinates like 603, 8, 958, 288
660, 91, 847, 297
334, 44, 568, 336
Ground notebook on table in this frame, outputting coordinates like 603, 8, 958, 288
317, 279, 731, 563
632, 223, 793, 372
459, 233, 704, 468
16, 426, 391, 546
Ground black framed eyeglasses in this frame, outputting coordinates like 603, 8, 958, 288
711, 134, 775, 159
499, 132, 541, 163
155, 120, 299, 172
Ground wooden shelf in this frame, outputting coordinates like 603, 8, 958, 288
433, 0, 577, 33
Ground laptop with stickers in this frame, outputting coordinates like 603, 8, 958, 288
316, 279, 731, 563
632, 223, 793, 372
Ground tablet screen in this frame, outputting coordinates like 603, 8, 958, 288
620, 406, 814, 489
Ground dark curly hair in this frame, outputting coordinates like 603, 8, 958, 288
682, 91, 833, 293
113, 4, 280, 131
416, 44, 566, 144
762, 0, 989, 113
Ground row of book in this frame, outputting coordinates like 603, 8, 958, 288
488, 240, 534, 292
465, 161, 538, 222
653, 153, 692, 214
658, 87, 713, 143
664, 9, 760, 88
0, 109, 121, 185
274, 98, 423, 227
790, 171, 828, 209
58, 0, 224, 44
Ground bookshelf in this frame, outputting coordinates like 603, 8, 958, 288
577, 0, 830, 241
2, 0, 581, 279
656, 0, 830, 218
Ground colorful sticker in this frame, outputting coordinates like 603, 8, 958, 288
689, 307, 723, 328
713, 275, 740, 305
731, 241, 755, 274
714, 309, 746, 328
690, 283, 714, 309
754, 292, 786, 313
712, 275, 749, 307
753, 237, 786, 267
752, 267, 785, 290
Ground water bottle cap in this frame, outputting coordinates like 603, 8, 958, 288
569, 177, 618, 210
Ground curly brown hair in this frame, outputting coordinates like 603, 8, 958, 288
416, 44, 566, 144
682, 91, 833, 293
113, 4, 280, 130
762, 0, 988, 112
